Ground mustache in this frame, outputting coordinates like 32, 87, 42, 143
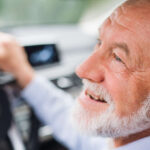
82, 79, 113, 104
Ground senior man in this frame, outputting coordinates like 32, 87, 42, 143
0, 0, 150, 149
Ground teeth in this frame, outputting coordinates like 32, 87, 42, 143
86, 92, 106, 103
87, 93, 98, 100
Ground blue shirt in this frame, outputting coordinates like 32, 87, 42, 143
21, 75, 150, 150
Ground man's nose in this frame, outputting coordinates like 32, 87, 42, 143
76, 52, 105, 83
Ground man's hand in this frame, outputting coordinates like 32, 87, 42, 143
0, 32, 35, 88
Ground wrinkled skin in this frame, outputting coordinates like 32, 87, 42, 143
76, 1, 150, 147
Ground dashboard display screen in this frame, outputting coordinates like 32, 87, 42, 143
24, 44, 60, 67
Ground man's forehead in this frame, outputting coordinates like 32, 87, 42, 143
98, 7, 129, 36
98, 4, 150, 44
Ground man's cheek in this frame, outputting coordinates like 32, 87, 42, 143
105, 71, 128, 98
104, 73, 130, 116
128, 73, 150, 105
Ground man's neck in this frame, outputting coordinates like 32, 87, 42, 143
112, 128, 150, 148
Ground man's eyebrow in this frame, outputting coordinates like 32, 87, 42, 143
113, 42, 130, 56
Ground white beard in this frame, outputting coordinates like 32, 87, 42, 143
71, 80, 150, 138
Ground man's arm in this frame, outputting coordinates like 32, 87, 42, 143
0, 32, 106, 150
21, 75, 106, 150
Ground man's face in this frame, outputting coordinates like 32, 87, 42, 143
72, 4, 150, 137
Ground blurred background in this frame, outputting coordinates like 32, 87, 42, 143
0, 0, 123, 150
0, 0, 123, 34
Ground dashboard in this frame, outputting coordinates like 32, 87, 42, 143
25, 44, 60, 67
0, 25, 96, 85
0, 25, 96, 150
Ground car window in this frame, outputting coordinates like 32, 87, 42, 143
0, 0, 95, 27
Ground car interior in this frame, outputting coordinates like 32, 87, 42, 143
0, 0, 122, 149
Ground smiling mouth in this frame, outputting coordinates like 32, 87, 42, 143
85, 91, 107, 103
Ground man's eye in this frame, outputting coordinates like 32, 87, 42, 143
97, 38, 101, 46
113, 53, 123, 63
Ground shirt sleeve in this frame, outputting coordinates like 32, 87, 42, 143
21, 75, 106, 150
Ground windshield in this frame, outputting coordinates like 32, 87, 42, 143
0, 0, 96, 27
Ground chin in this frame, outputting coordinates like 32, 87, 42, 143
71, 96, 150, 138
